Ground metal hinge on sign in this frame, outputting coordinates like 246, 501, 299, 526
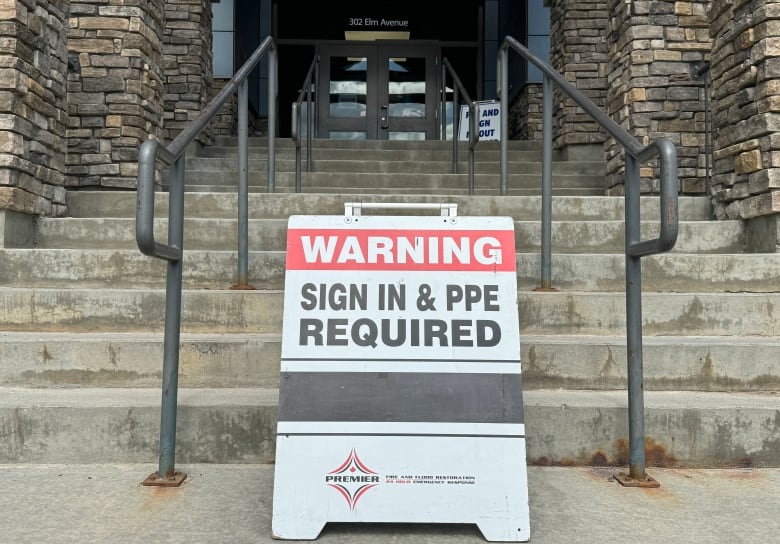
344, 202, 458, 217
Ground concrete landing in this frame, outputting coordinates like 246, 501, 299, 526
0, 464, 776, 543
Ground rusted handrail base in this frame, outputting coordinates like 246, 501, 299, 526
532, 286, 559, 292
612, 472, 660, 488
142, 471, 187, 487
230, 283, 256, 291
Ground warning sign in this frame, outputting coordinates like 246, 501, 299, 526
272, 211, 530, 542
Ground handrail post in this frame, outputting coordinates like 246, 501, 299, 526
293, 102, 302, 193
267, 45, 277, 192
499, 47, 509, 195
498, 35, 678, 488
540, 74, 554, 290
306, 77, 313, 172
621, 153, 653, 485
441, 61, 446, 140
144, 155, 186, 486
453, 86, 459, 173
137, 36, 279, 488
236, 79, 249, 287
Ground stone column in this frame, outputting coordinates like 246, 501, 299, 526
710, 0, 780, 223
546, 0, 609, 152
67, 1, 165, 188
0, 0, 68, 219
509, 84, 544, 140
604, 0, 712, 194
162, 0, 212, 143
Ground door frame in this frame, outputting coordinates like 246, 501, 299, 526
317, 41, 440, 140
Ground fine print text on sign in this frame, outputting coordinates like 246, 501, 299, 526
272, 214, 530, 542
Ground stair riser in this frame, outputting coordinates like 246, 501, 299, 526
66, 192, 714, 222
34, 219, 745, 254
201, 148, 554, 162
3, 252, 777, 293
1, 290, 776, 336
0, 335, 281, 388
212, 138, 544, 151
3, 335, 778, 392
182, 170, 605, 189
185, 157, 604, 176
2, 392, 778, 467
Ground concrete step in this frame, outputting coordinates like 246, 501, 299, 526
0, 332, 281, 388
65, 192, 714, 221
181, 170, 605, 190
2, 250, 777, 293
181, 185, 606, 196
212, 137, 543, 151
185, 157, 605, 176
3, 332, 778, 392
0, 288, 776, 336
1, 387, 779, 467
0, 287, 284, 333
521, 335, 780, 391
201, 146, 560, 162
33, 217, 745, 254
519, 291, 780, 336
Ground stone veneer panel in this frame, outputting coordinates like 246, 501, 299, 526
67, 1, 165, 188
0, 0, 67, 216
162, 0, 212, 142
710, 0, 780, 219
509, 83, 543, 140
604, 0, 712, 195
546, 0, 609, 149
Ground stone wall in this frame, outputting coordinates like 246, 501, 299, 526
208, 79, 236, 137
0, 0, 68, 216
709, 0, 780, 219
162, 0, 212, 142
67, 1, 165, 188
604, 0, 712, 194
546, 0, 609, 149
509, 84, 543, 140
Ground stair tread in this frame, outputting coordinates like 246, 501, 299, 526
1, 386, 777, 409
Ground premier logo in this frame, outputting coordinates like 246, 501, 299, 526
325, 449, 380, 510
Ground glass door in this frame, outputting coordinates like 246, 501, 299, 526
318, 42, 438, 140
377, 44, 438, 140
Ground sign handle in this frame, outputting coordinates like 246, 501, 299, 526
344, 202, 457, 217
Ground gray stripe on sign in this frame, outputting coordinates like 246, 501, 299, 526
278, 372, 524, 424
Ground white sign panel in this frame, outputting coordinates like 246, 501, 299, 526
458, 100, 501, 141
272, 213, 529, 542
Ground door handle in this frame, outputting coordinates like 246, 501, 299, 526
380, 105, 388, 129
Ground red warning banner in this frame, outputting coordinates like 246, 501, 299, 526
285, 228, 516, 272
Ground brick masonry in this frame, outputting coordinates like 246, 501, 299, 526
0, 0, 68, 216
67, 0, 165, 189
709, 0, 780, 219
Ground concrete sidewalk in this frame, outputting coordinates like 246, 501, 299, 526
1, 464, 777, 543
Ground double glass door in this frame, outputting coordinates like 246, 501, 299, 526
318, 43, 438, 140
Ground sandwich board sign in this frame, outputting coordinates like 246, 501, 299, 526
458, 100, 501, 141
272, 204, 530, 542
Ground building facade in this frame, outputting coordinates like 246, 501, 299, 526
0, 0, 778, 240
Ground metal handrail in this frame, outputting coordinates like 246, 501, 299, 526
291, 55, 319, 193
498, 36, 679, 485
441, 58, 478, 195
135, 36, 278, 485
